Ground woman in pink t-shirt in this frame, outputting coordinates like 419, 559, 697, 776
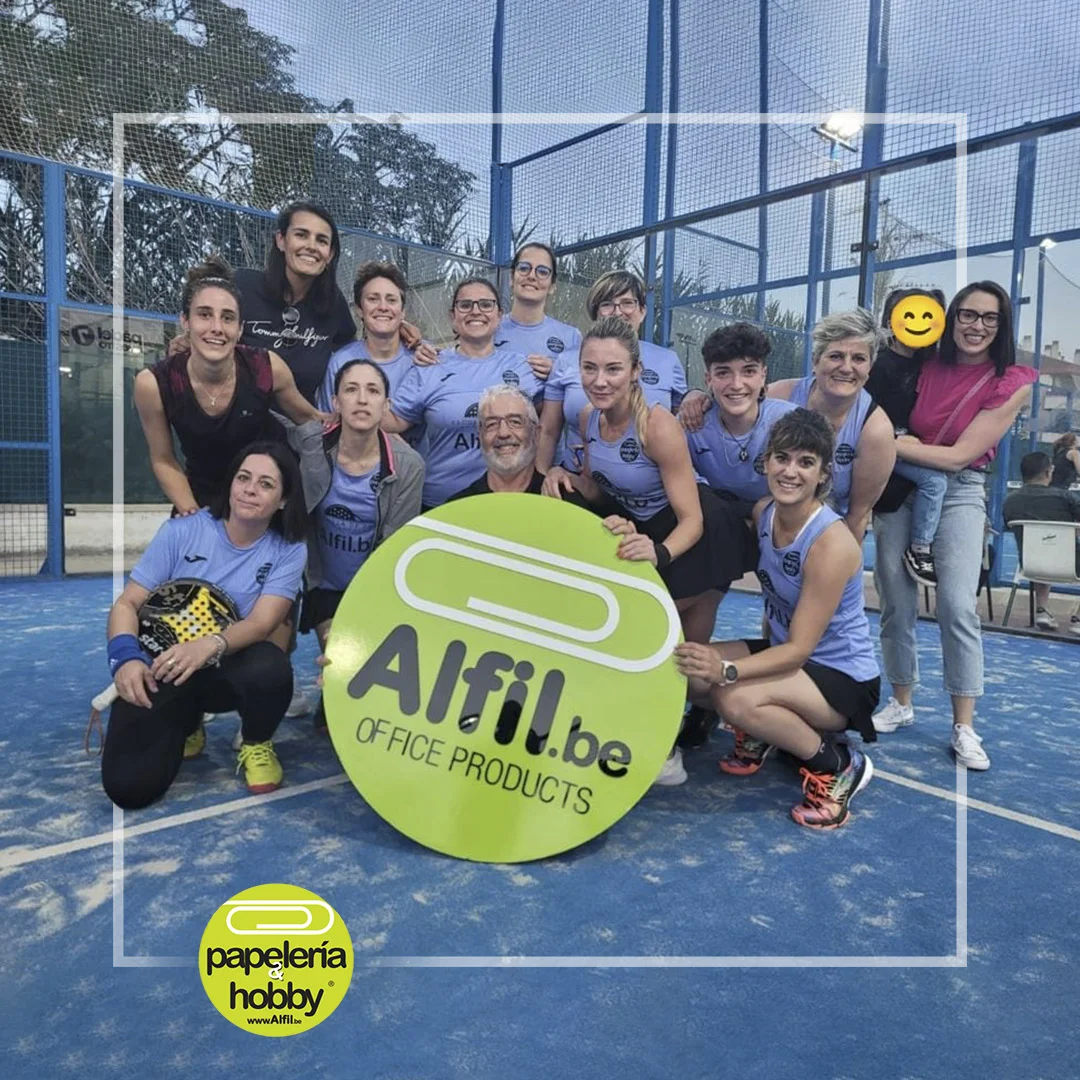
870, 281, 1034, 770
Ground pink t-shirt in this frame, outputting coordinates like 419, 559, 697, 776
909, 359, 1035, 467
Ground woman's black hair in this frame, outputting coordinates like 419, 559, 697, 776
450, 277, 501, 310
333, 358, 391, 398
511, 242, 558, 283
702, 322, 772, 368
181, 254, 243, 317
209, 441, 307, 544
764, 408, 834, 499
939, 281, 1016, 377
265, 201, 342, 317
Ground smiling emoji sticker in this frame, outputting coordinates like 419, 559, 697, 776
890, 293, 946, 348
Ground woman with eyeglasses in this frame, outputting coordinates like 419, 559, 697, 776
382, 278, 546, 509
538, 270, 687, 474
496, 242, 582, 381
870, 282, 1035, 771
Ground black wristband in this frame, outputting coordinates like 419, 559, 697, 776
653, 541, 671, 571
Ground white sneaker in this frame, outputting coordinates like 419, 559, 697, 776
872, 697, 915, 734
286, 686, 312, 718
1070, 621, 1080, 638
1035, 608, 1058, 631
951, 724, 990, 770
653, 748, 688, 787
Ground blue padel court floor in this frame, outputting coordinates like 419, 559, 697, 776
2, 576, 1078, 1078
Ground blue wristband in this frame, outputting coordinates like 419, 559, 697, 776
108, 634, 149, 677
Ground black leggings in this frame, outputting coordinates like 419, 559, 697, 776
101, 642, 292, 810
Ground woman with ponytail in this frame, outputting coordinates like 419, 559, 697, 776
135, 255, 326, 515
543, 317, 757, 785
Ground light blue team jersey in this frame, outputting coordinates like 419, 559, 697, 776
584, 408, 672, 520
755, 501, 879, 681
788, 376, 874, 516
391, 347, 543, 507
546, 339, 688, 471
315, 461, 380, 591
496, 313, 581, 361
687, 397, 798, 502
130, 509, 307, 619
318, 340, 416, 412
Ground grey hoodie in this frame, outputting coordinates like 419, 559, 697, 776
289, 421, 425, 589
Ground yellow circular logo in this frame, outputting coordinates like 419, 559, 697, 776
324, 495, 686, 863
199, 884, 352, 1036
890, 293, 946, 349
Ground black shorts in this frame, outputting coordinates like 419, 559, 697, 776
744, 638, 880, 743
635, 485, 758, 600
300, 587, 345, 634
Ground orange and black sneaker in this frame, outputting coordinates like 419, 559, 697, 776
790, 748, 873, 829
718, 728, 774, 776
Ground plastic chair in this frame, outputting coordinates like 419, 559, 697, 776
1002, 520, 1080, 627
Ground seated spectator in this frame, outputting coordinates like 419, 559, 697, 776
1003, 450, 1080, 633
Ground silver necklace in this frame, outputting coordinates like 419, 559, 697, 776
719, 410, 759, 465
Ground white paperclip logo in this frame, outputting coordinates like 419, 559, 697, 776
393, 517, 680, 673
223, 900, 335, 936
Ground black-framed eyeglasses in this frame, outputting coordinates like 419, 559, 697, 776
480, 414, 529, 433
453, 298, 499, 313
597, 298, 642, 315
514, 261, 553, 280
956, 308, 1000, 327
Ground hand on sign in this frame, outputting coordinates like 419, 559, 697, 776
615, 533, 657, 565
677, 390, 711, 432
315, 653, 331, 689
115, 660, 158, 708
542, 467, 576, 500
674, 641, 725, 684
525, 353, 554, 379
602, 515, 637, 537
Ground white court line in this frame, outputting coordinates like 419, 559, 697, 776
0, 774, 350, 871
877, 768, 1080, 843
2, 767, 1076, 872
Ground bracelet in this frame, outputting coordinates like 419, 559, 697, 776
107, 634, 149, 677
207, 633, 229, 667
653, 542, 672, 571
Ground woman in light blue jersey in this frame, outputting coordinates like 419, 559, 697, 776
765, 309, 895, 540
497, 242, 582, 381
538, 270, 687, 474
679, 322, 798, 503
102, 442, 309, 808
383, 278, 545, 509
318, 261, 437, 411
675, 409, 880, 830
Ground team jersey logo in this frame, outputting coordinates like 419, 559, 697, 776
639, 368, 659, 386
782, 551, 801, 577
619, 438, 640, 463
465, 402, 479, 418
753, 452, 766, 475
324, 504, 364, 533
255, 561, 273, 585
501, 370, 520, 387
546, 336, 566, 354
834, 443, 856, 466
369, 473, 383, 494
756, 568, 775, 595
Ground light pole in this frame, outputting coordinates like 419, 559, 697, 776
1030, 237, 1055, 450
813, 113, 862, 315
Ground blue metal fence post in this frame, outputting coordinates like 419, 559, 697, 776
990, 139, 1037, 581
488, 0, 509, 266
755, 0, 769, 324
1029, 242, 1047, 451
659, 0, 680, 348
641, 0, 665, 341
804, 190, 825, 373
857, 0, 888, 310
41, 162, 65, 577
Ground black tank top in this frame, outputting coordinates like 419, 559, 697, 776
152, 345, 285, 507
1051, 448, 1078, 490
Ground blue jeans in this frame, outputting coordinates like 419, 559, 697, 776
893, 460, 949, 548
873, 470, 987, 698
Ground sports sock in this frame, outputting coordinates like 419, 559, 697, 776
801, 738, 851, 775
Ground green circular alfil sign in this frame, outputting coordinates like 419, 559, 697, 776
324, 494, 685, 862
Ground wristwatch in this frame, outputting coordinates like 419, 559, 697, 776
717, 662, 739, 686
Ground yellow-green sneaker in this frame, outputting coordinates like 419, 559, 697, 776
236, 740, 283, 794
183, 720, 206, 760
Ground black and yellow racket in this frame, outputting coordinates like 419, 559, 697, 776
86, 579, 240, 751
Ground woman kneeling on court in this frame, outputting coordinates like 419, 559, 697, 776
102, 442, 308, 809
675, 409, 880, 829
